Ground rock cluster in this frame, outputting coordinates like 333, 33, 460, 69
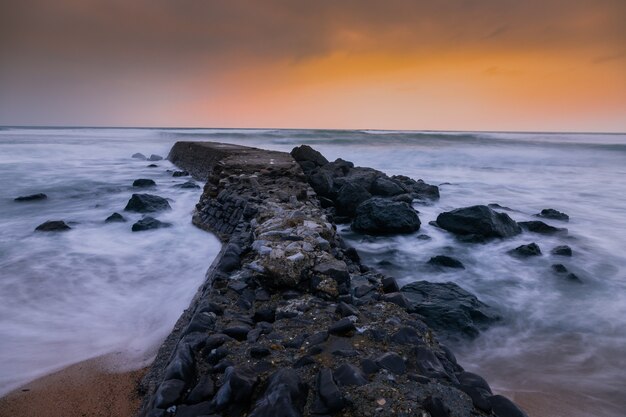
138, 142, 528, 417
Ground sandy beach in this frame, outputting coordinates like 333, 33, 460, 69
0, 356, 146, 417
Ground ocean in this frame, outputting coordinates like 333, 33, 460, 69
0, 127, 625, 415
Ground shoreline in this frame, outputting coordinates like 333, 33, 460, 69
0, 355, 146, 417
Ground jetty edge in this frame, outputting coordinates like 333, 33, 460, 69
138, 141, 527, 417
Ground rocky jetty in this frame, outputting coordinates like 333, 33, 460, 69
138, 142, 527, 417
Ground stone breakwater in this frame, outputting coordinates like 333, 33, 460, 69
138, 142, 527, 417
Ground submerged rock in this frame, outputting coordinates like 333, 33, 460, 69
536, 208, 569, 222
391, 175, 440, 200
436, 205, 521, 239
551, 245, 572, 256
508, 243, 542, 258
351, 197, 421, 234
132, 152, 147, 160
124, 193, 171, 213
35, 220, 71, 232
428, 255, 465, 269
402, 280, 500, 339
175, 180, 201, 189
133, 178, 156, 187
14, 193, 47, 202
172, 170, 189, 177
105, 212, 126, 223
518, 220, 566, 235
148, 154, 163, 161
131, 216, 172, 231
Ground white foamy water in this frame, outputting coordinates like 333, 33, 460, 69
0, 128, 221, 395
1, 128, 625, 416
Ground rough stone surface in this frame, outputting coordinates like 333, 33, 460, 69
105, 212, 126, 223
133, 178, 156, 187
131, 216, 172, 232
35, 220, 71, 232
518, 220, 566, 235
351, 197, 421, 235
124, 194, 171, 213
428, 255, 465, 269
508, 243, 542, 258
436, 205, 521, 239
536, 208, 569, 221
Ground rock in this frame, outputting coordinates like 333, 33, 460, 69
551, 264, 568, 273
249, 368, 308, 417
148, 154, 163, 161
375, 352, 406, 375
518, 221, 566, 235
508, 243, 541, 258
457, 371, 493, 412
381, 292, 410, 309
423, 396, 451, 417
174, 401, 215, 417
35, 220, 71, 232
186, 375, 215, 404
390, 326, 422, 345
250, 346, 271, 359
14, 193, 47, 202
351, 198, 421, 235
329, 318, 356, 336
211, 366, 257, 412
131, 152, 146, 160
436, 205, 521, 239
133, 178, 156, 187
124, 193, 171, 212
402, 281, 500, 339
361, 358, 380, 374
428, 255, 465, 269
551, 245, 572, 256
391, 175, 440, 200
105, 212, 126, 223
381, 277, 400, 293
536, 208, 569, 222
154, 379, 185, 408
131, 216, 172, 231
291, 145, 329, 167
333, 363, 368, 386
312, 369, 345, 414
222, 324, 251, 341
147, 163, 158, 168
175, 180, 201, 189
313, 260, 350, 284
336, 301, 359, 317
335, 182, 371, 216
163, 344, 195, 381
414, 347, 447, 378
172, 170, 189, 177
371, 177, 405, 196
254, 307, 276, 323
489, 395, 529, 417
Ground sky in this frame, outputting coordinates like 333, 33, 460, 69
0, 0, 625, 132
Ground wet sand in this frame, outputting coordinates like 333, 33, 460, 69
0, 356, 146, 417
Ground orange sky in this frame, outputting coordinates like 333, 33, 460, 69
1, 0, 624, 131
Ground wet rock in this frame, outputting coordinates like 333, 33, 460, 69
551, 263, 568, 273
518, 220, 566, 235
249, 368, 308, 417
352, 197, 421, 235
15, 193, 47, 202
536, 208, 569, 222
371, 176, 405, 196
423, 396, 451, 417
211, 366, 257, 412
336, 301, 359, 317
131, 152, 146, 160
131, 216, 172, 231
253, 307, 276, 323
436, 205, 521, 239
333, 363, 368, 386
402, 281, 500, 339
391, 175, 440, 200
375, 352, 406, 375
175, 180, 201, 189
489, 394, 529, 417
508, 243, 542, 258
147, 163, 158, 168
124, 193, 171, 213
154, 379, 185, 408
148, 154, 163, 161
35, 220, 71, 232
457, 371, 493, 412
133, 178, 156, 187
163, 344, 195, 381
312, 369, 345, 414
291, 145, 329, 168
328, 318, 356, 336
551, 245, 572, 256
428, 255, 465, 269
222, 324, 251, 341
172, 170, 189, 177
381, 292, 410, 309
414, 347, 447, 378
381, 277, 400, 293
186, 375, 215, 404
390, 326, 422, 345
335, 182, 371, 216
105, 212, 126, 223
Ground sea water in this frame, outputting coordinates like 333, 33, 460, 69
1, 128, 625, 416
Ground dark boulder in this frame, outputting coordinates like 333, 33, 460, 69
391, 175, 440, 200
291, 145, 329, 167
186, 375, 215, 404
311, 369, 345, 414
131, 216, 172, 231
536, 208, 569, 222
328, 318, 356, 336
211, 366, 257, 413
308, 171, 334, 197
15, 193, 47, 202
457, 371, 493, 412
124, 193, 171, 213
375, 352, 406, 375
428, 255, 465, 269
551, 245, 572, 256
175, 180, 201, 189
147, 164, 158, 168
518, 221, 566, 235
131, 152, 146, 160
172, 170, 189, 177
153, 379, 185, 409
248, 368, 308, 417
148, 154, 163, 161
414, 347, 447, 378
105, 212, 126, 223
381, 277, 400, 293
508, 243, 542, 258
335, 182, 371, 216
436, 205, 521, 239
371, 176, 405, 196
35, 220, 71, 232
489, 395, 529, 417
133, 178, 156, 187
423, 396, 451, 417
402, 281, 500, 339
351, 198, 421, 235
333, 363, 368, 386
